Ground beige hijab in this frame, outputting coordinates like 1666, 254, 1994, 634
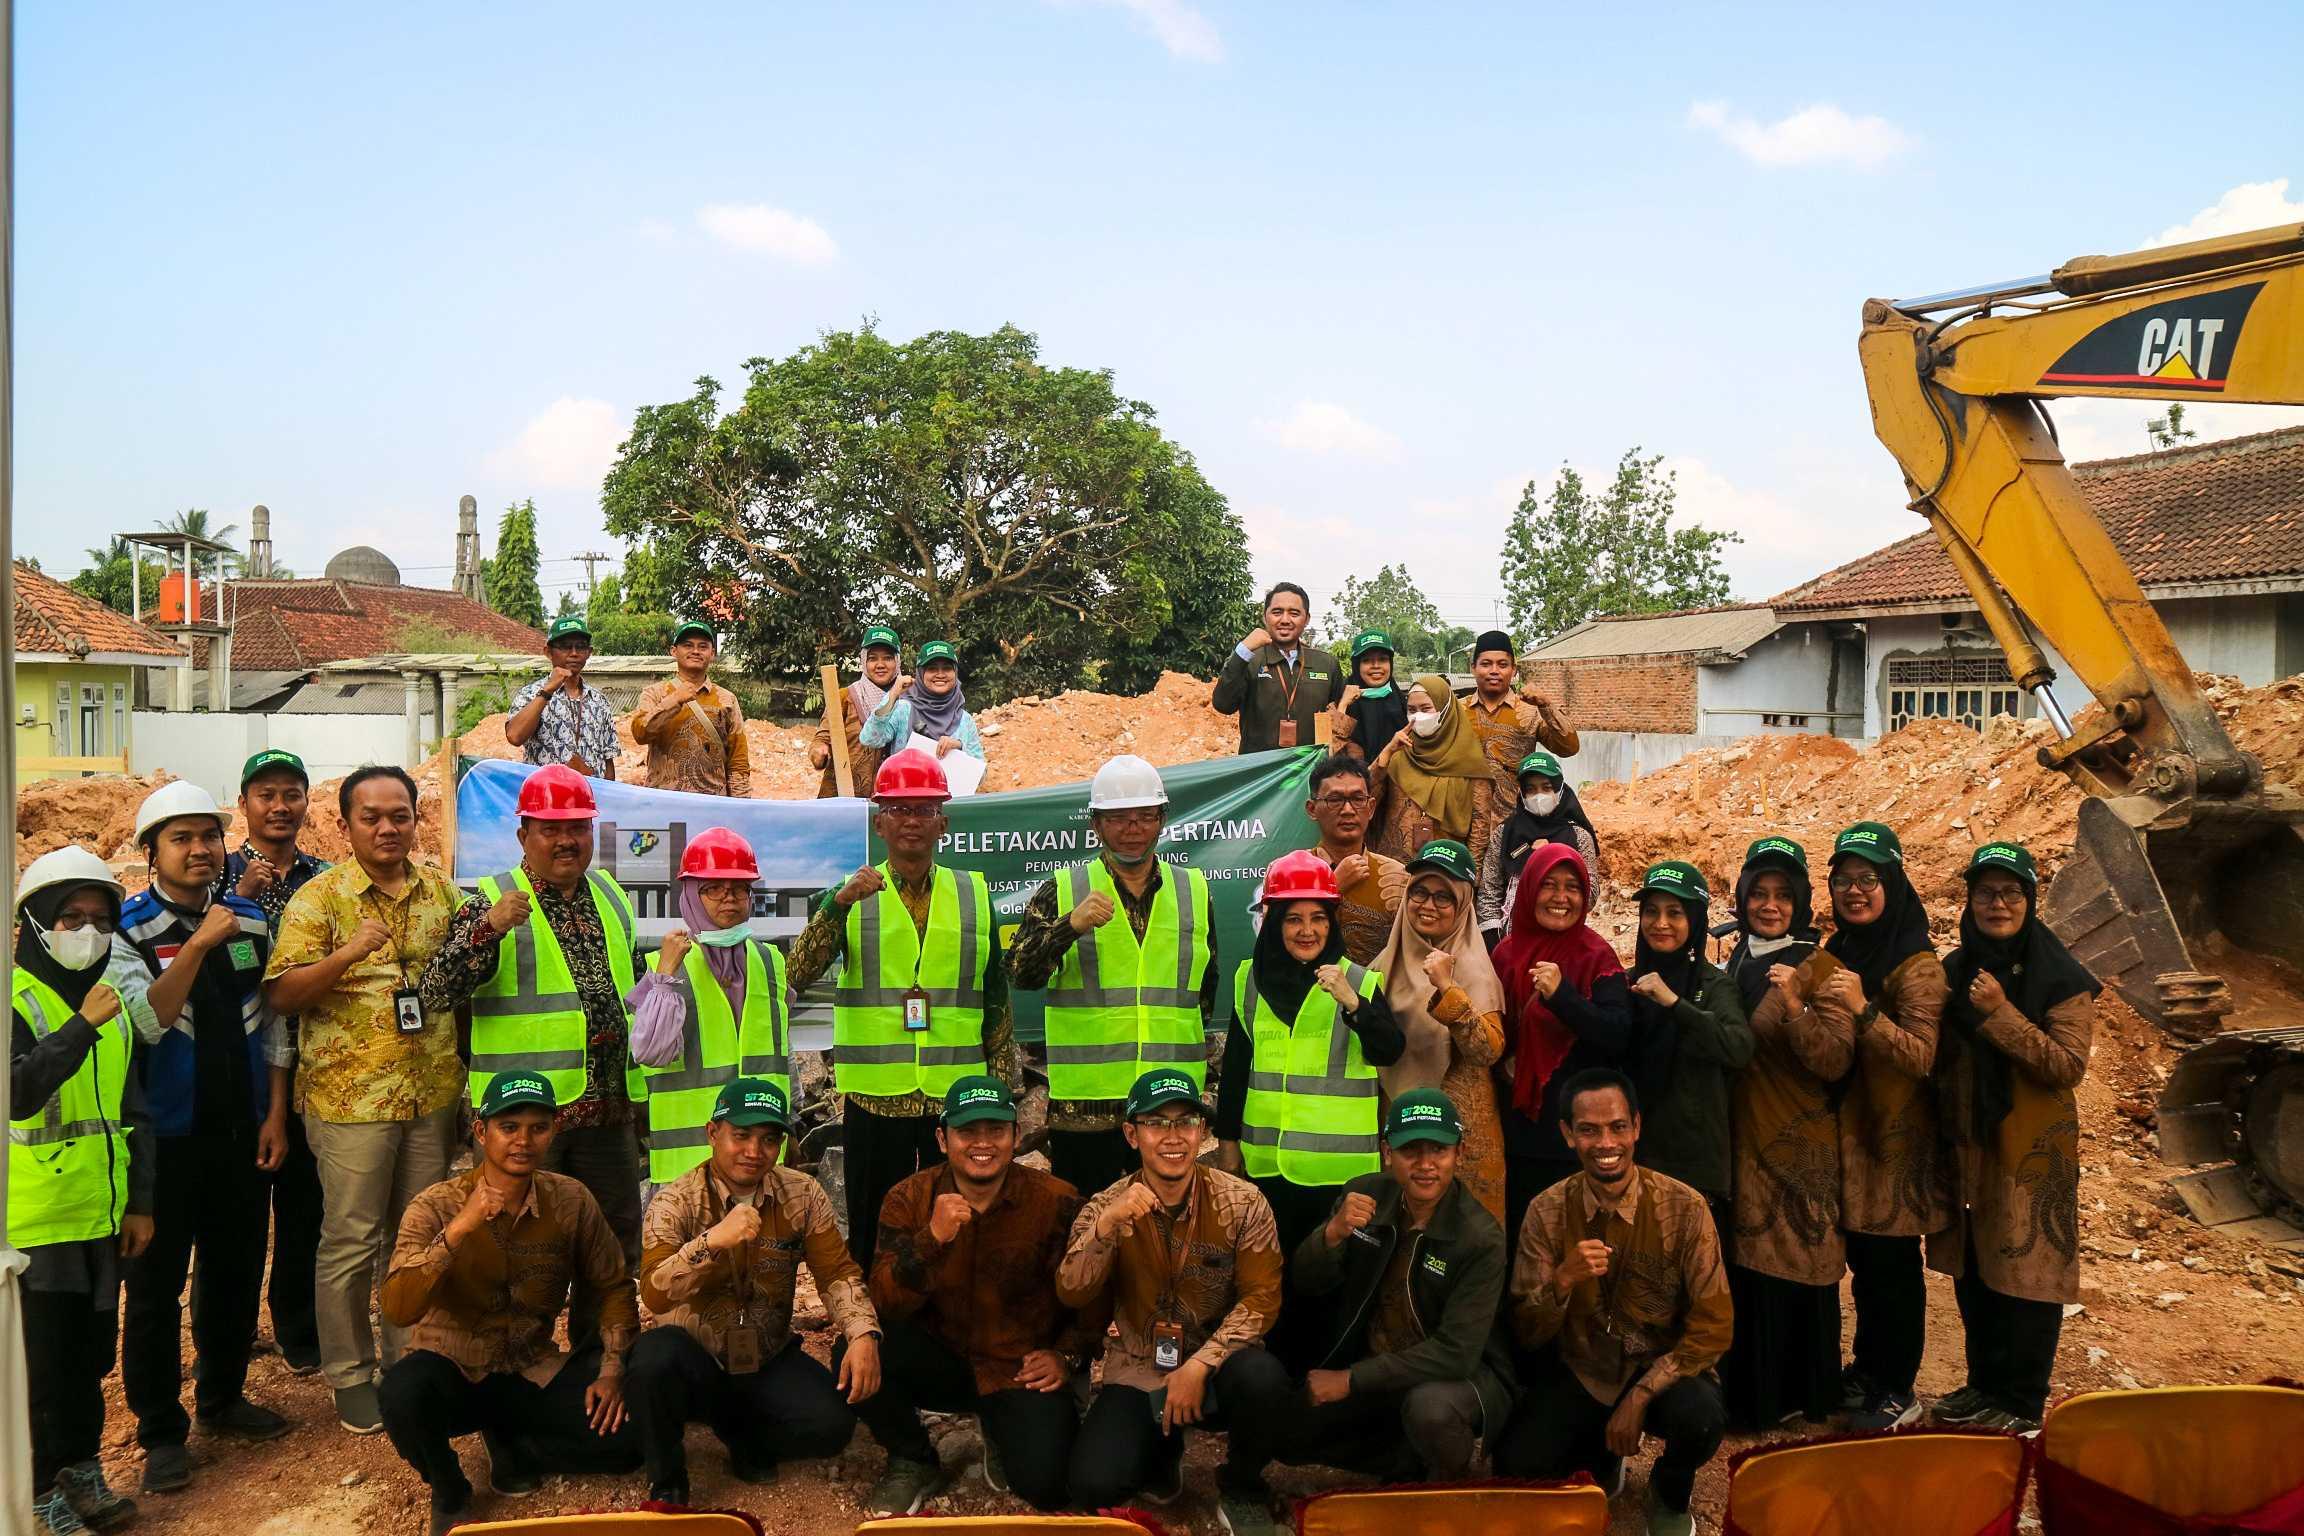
1373, 868, 1506, 1097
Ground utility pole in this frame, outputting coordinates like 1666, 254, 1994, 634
573, 550, 611, 598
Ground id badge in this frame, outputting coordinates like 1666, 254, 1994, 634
902, 984, 931, 1033
724, 1323, 762, 1375
393, 988, 426, 1034
1153, 1319, 1183, 1372
1275, 718, 1299, 749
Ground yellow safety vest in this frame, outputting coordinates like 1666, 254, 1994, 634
1043, 860, 1212, 1099
1235, 957, 1384, 1187
640, 938, 793, 1183
469, 867, 642, 1107
9, 968, 131, 1248
834, 863, 991, 1098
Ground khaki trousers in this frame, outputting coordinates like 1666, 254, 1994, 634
304, 1106, 458, 1391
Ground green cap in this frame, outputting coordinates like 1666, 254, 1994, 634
1406, 839, 1477, 885
547, 614, 592, 644
711, 1077, 790, 1128
239, 748, 307, 791
671, 618, 715, 645
1833, 822, 1904, 867
1966, 841, 2038, 885
861, 625, 901, 653
941, 1075, 1017, 1127
1637, 860, 1711, 906
917, 640, 960, 668
1517, 750, 1564, 783
1742, 835, 1809, 873
1349, 628, 1395, 660
477, 1070, 556, 1118
1384, 1088, 1463, 1148
1124, 1069, 1205, 1120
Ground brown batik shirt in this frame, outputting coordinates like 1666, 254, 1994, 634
1463, 692, 1581, 826
632, 678, 753, 797
639, 1161, 877, 1365
1733, 949, 1857, 1287
1838, 953, 1952, 1237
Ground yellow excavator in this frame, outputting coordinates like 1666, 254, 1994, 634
1860, 222, 2304, 1242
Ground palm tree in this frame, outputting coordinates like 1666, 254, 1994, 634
164, 508, 242, 574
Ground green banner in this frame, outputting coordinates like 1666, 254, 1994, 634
871, 748, 1324, 1042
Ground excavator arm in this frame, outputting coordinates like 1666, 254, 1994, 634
1859, 223, 2304, 1238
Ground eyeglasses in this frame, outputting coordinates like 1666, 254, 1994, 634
1404, 887, 1458, 907
876, 803, 945, 821
1097, 810, 1163, 829
1972, 886, 2028, 909
1828, 872, 1883, 893
1132, 1114, 1203, 1136
1313, 794, 1372, 810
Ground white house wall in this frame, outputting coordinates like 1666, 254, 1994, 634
1694, 629, 1854, 736
132, 711, 430, 804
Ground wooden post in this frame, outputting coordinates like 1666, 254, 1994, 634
439, 732, 460, 879
821, 664, 855, 797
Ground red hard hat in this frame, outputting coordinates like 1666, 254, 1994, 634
679, 828, 760, 883
517, 763, 598, 821
1259, 849, 1340, 905
872, 748, 951, 802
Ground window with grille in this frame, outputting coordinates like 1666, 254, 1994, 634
1885, 654, 2025, 732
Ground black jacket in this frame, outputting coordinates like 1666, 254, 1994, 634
1633, 958, 1755, 1199
1290, 1171, 1518, 1436
1211, 643, 1343, 753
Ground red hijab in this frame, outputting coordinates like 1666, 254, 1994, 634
1493, 843, 1623, 1117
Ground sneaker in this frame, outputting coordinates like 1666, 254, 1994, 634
426, 1482, 473, 1536
865, 1456, 952, 1518
484, 1437, 542, 1498
141, 1443, 192, 1495
1845, 1386, 1922, 1431
334, 1383, 384, 1436
1139, 1446, 1185, 1505
1966, 1405, 2042, 1434
647, 1478, 691, 1507
1216, 1487, 1279, 1536
1645, 1498, 1696, 1536
56, 1461, 137, 1531
1837, 1365, 1874, 1413
979, 1438, 1009, 1495
34, 1488, 91, 1536
197, 1397, 291, 1441
1931, 1385, 1993, 1424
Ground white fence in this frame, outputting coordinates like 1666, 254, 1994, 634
131, 712, 422, 803
1559, 729, 1874, 789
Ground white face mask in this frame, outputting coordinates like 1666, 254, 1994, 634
1408, 711, 1442, 738
39, 922, 113, 971
1525, 790, 1561, 816
696, 924, 752, 949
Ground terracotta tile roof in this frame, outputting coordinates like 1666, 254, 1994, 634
12, 561, 183, 659
1771, 426, 2304, 612
177, 580, 547, 671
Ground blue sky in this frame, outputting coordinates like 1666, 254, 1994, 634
18, 1, 2304, 634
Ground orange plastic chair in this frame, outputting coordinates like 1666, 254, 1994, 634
1722, 1431, 2028, 1536
1293, 1482, 1610, 1536
2037, 1384, 2304, 1533
857, 1519, 1167, 1535
453, 1516, 761, 1536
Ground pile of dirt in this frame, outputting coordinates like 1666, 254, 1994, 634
15, 769, 176, 869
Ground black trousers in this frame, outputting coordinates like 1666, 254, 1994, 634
1493, 1352, 1725, 1513
843, 1104, 942, 1265
1844, 1230, 1927, 1395
543, 1119, 643, 1269
22, 1284, 118, 1495
627, 1326, 855, 1488
1272, 1380, 1487, 1482
123, 1129, 269, 1448
1068, 1348, 1293, 1507
1953, 1234, 2062, 1419
1252, 1176, 1346, 1374
847, 1318, 1078, 1510
1044, 1127, 1132, 1199
379, 1344, 642, 1498
265, 1109, 323, 1358
1721, 1263, 1841, 1430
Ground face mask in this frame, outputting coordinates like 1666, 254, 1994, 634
696, 924, 753, 949
1525, 791, 1561, 816
1358, 682, 1394, 699
1408, 712, 1442, 738
39, 922, 113, 971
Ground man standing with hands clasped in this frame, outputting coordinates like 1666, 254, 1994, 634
631, 619, 753, 797
505, 615, 621, 780
1212, 583, 1341, 755
1494, 1069, 1730, 1536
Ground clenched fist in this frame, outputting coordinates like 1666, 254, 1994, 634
1555, 1237, 1612, 1297
191, 902, 241, 954
1768, 962, 1804, 1012
1095, 1182, 1163, 1243
345, 918, 394, 962
235, 857, 279, 900
1967, 970, 2007, 1015
1420, 948, 1455, 992
1314, 963, 1359, 1009
1821, 968, 1868, 1015
1332, 853, 1371, 892
448, 1178, 509, 1245
706, 1200, 763, 1252
81, 982, 122, 1026
1528, 961, 1563, 999
1068, 892, 1116, 935
485, 887, 532, 936
836, 867, 885, 909
1630, 972, 1680, 1009
656, 927, 693, 975
928, 1192, 976, 1245
1324, 1191, 1377, 1248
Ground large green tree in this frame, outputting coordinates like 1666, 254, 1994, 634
1500, 450, 1740, 645
1330, 564, 1453, 672
485, 499, 546, 629
72, 538, 167, 616
601, 323, 1253, 698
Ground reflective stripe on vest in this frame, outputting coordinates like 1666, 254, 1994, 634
1235, 957, 1383, 1186
641, 938, 793, 1183
833, 864, 990, 1097
1043, 861, 1211, 1098
469, 868, 640, 1107
9, 969, 131, 1248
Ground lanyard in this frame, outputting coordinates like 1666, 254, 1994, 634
1267, 650, 1301, 717
1145, 1173, 1200, 1324
361, 883, 422, 988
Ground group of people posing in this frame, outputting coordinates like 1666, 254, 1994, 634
11, 597, 2101, 1536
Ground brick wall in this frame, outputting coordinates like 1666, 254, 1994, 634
1522, 655, 1699, 734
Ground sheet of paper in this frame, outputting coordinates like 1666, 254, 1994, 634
908, 732, 986, 796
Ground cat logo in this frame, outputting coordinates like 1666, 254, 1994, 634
2040, 282, 2261, 392
627, 830, 661, 858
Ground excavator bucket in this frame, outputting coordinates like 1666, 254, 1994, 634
2158, 1026, 2304, 1247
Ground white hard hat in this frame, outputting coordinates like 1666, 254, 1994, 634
17, 846, 125, 914
134, 780, 226, 846
1088, 754, 1169, 812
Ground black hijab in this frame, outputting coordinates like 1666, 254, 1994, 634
1500, 775, 1598, 878
1822, 857, 1934, 1003
1347, 652, 1408, 757
16, 880, 123, 1013
1631, 890, 1710, 1103
1941, 876, 2099, 1143
1725, 856, 1820, 1011
1252, 898, 1349, 1025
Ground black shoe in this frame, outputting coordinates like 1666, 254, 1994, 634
427, 1482, 473, 1536
282, 1345, 323, 1377
648, 1479, 691, 1507
482, 1434, 541, 1498
727, 1454, 778, 1485
197, 1398, 291, 1442
141, 1444, 192, 1495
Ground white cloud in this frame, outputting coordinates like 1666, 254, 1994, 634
2147, 178, 2304, 247
1687, 100, 1915, 170
484, 398, 629, 490
2044, 399, 2304, 467
634, 217, 679, 245
1257, 400, 1404, 463
1057, 0, 1224, 61
695, 202, 840, 265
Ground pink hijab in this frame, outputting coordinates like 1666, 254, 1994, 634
1492, 843, 1622, 1117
